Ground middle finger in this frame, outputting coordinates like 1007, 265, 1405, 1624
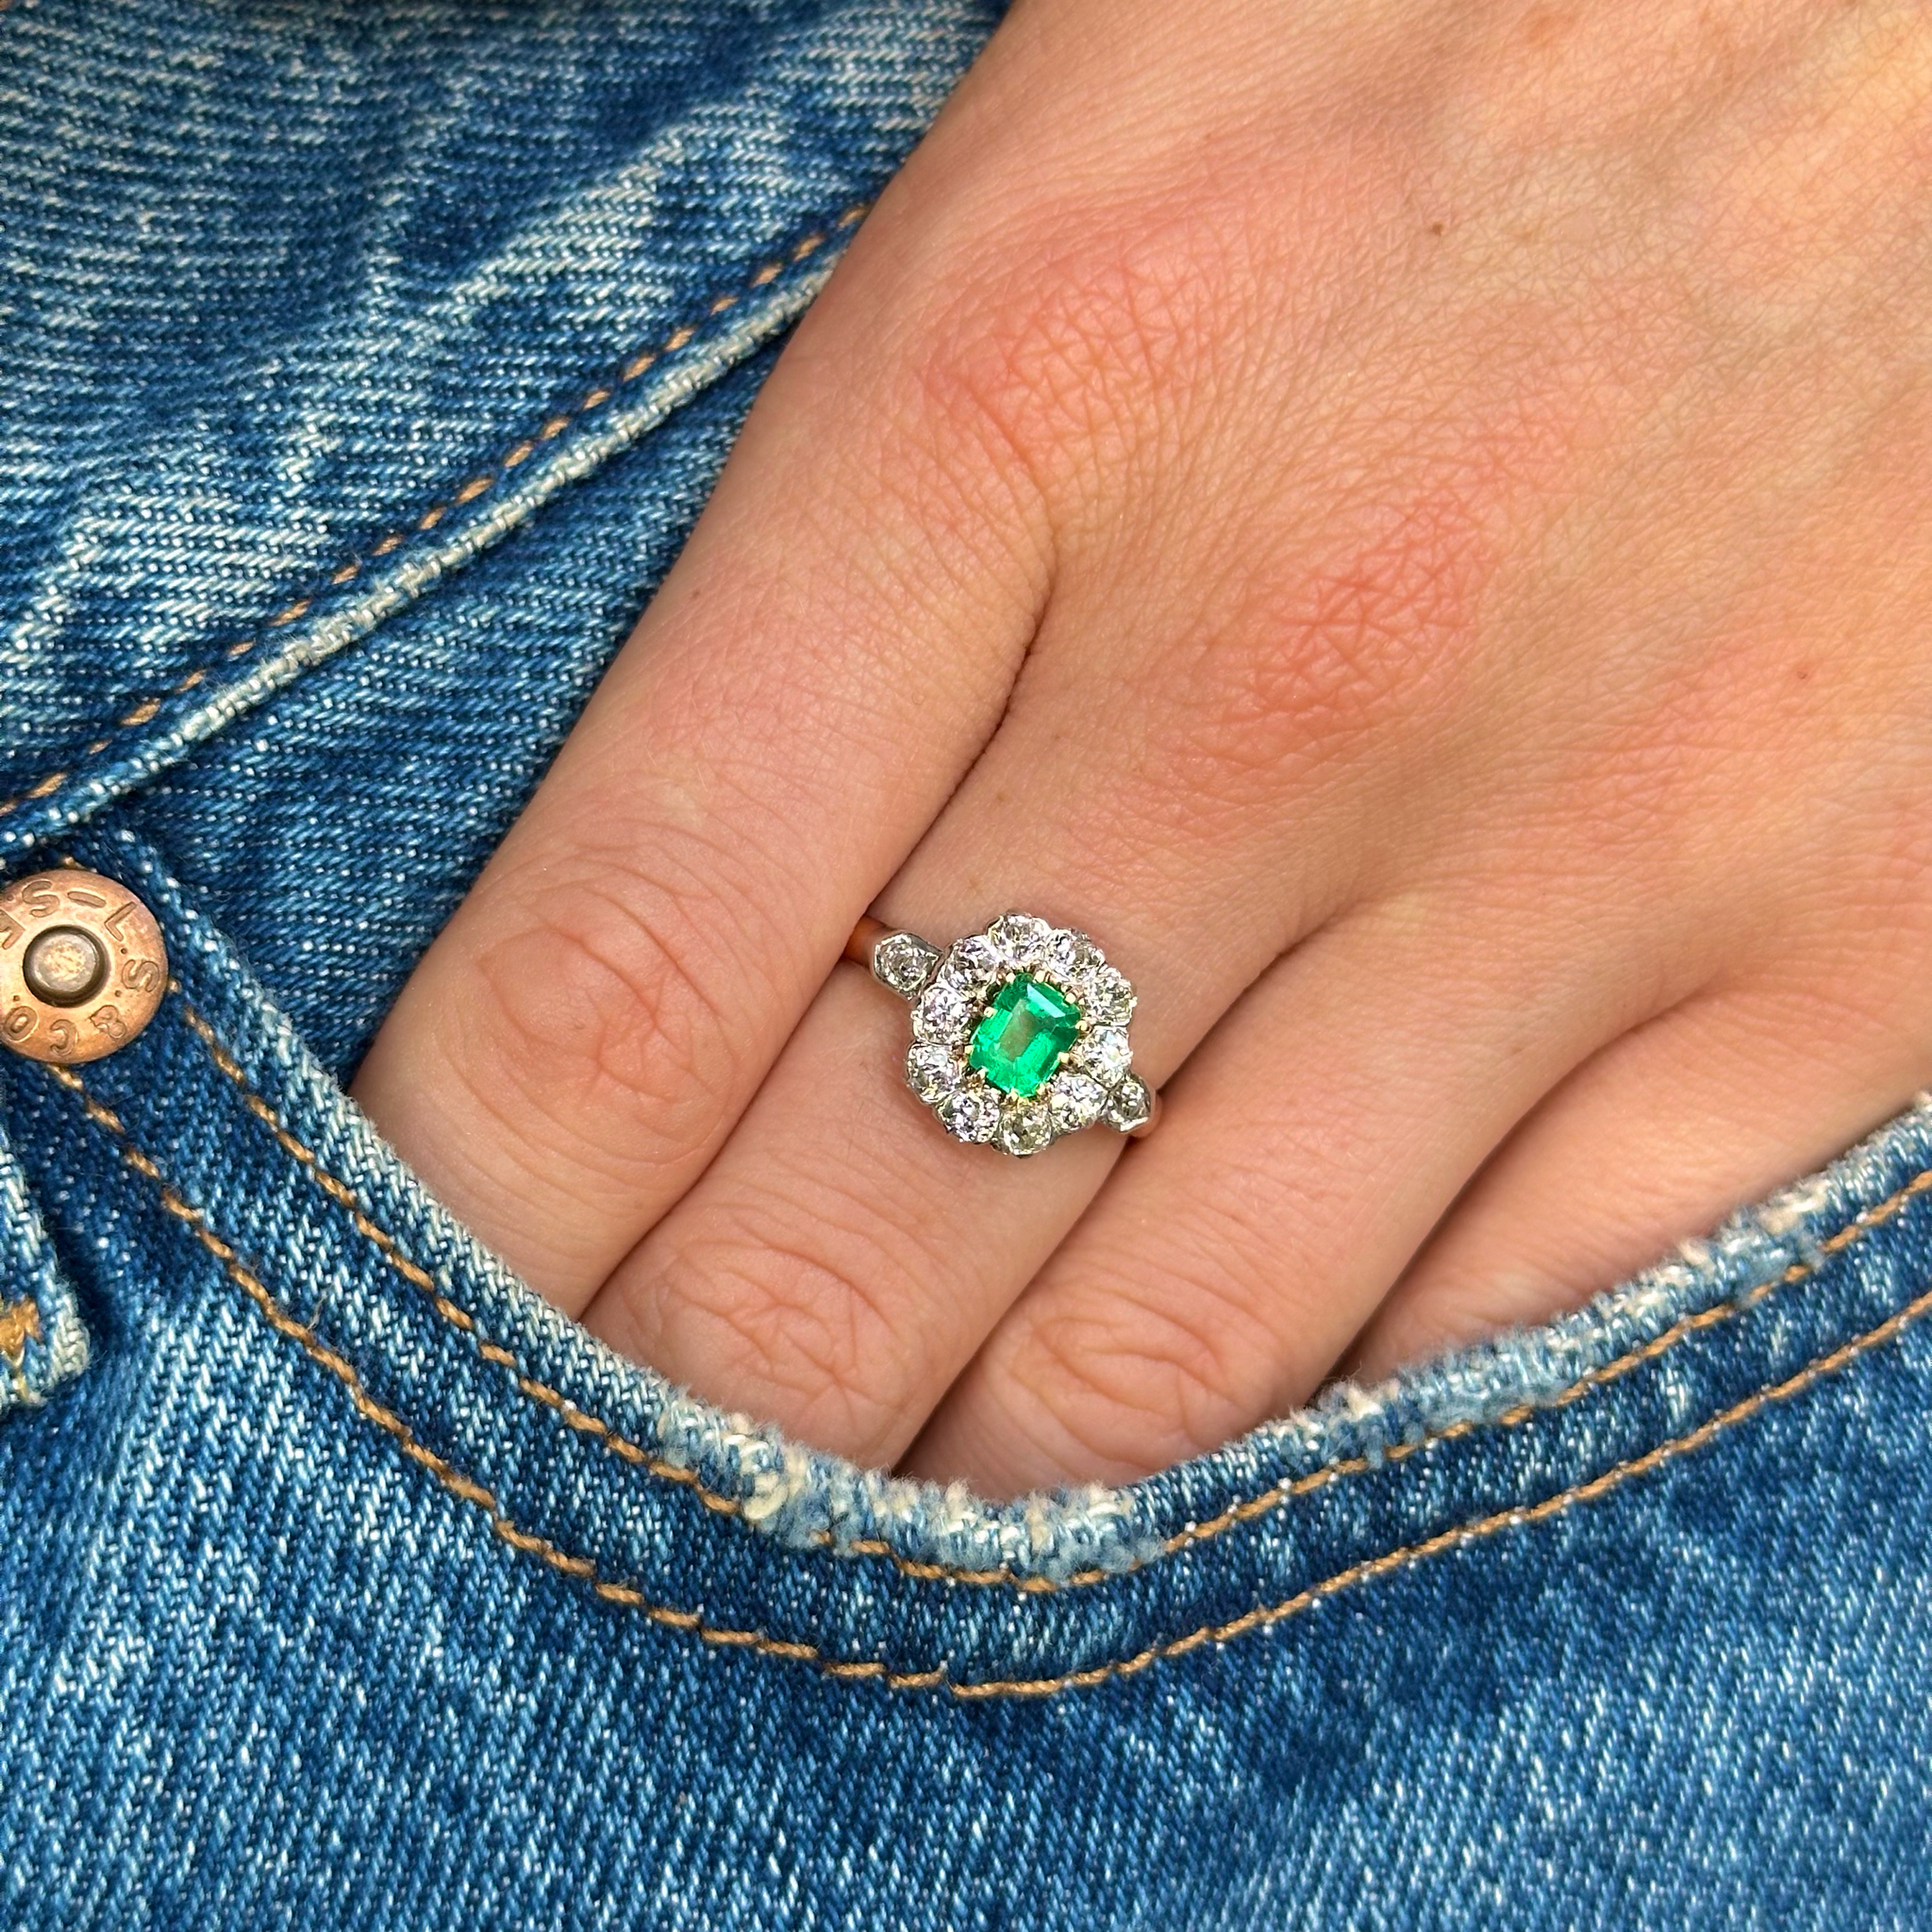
579, 586, 1404, 1464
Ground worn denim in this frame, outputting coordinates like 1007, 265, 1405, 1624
4, 5, 1931, 1927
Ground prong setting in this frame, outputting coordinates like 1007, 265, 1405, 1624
894, 910, 1153, 1156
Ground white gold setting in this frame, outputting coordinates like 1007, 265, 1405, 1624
860, 910, 1157, 1157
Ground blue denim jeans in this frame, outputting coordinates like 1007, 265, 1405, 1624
5, 6, 1931, 1927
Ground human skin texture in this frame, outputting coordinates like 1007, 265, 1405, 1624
352, 0, 1932, 1496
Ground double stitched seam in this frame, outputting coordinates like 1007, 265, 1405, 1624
173, 988, 1932, 1591
0, 205, 870, 824
1159, 1167, 1932, 1560
974, 1290, 1932, 1696
175, 992, 1051, 1583
49, 1053, 1932, 1698
48, 1066, 957, 1688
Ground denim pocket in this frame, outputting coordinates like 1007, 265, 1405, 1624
10, 823, 1932, 1929
10, 6, 1932, 1921
25, 818, 1932, 1696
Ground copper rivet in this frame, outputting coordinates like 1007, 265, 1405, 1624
0, 870, 167, 1064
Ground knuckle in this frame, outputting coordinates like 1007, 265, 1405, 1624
1006, 1282, 1275, 1478
458, 865, 754, 1186
653, 1205, 930, 1461
902, 199, 1243, 508
1155, 489, 1492, 808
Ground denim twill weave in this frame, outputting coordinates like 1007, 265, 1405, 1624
4, 7, 1932, 1929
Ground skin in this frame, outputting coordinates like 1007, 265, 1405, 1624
352, 0, 1932, 1497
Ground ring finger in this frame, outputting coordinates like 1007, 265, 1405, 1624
906, 888, 1691, 1494
578, 527, 1483, 1467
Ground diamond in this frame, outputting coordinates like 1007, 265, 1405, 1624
1103, 1072, 1154, 1133
1084, 965, 1135, 1028
969, 974, 1083, 1098
998, 1096, 1055, 1157
937, 1086, 1000, 1143
912, 983, 972, 1042
988, 912, 1052, 969
1041, 928, 1101, 982
905, 1043, 963, 1105
1047, 1069, 1108, 1134
872, 930, 941, 999
1075, 1025, 1132, 1087
883, 908, 1149, 1156
939, 934, 1001, 996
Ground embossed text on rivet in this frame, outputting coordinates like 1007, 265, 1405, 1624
0, 870, 167, 1064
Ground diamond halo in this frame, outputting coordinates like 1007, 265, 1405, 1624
853, 910, 1156, 1157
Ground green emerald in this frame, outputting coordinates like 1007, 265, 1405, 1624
969, 974, 1083, 1098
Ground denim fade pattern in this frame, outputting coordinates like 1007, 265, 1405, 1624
3, 7, 1931, 1929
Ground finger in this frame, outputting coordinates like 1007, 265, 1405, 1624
1349, 956, 1932, 1381
574, 289, 1595, 1463
579, 707, 1318, 1464
584, 962, 1124, 1463
349, 195, 1053, 1309
576, 523, 1423, 1461
904, 895, 1675, 1495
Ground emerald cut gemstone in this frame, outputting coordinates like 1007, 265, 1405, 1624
969, 974, 1083, 1098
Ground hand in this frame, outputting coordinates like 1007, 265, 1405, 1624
352, 0, 1932, 1495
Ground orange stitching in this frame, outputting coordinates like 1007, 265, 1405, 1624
49, 1065, 953, 1690
175, 987, 1932, 1591
0, 202, 872, 825
52, 1055, 1932, 1697
954, 1285, 1932, 1697
173, 1002, 781, 1512
1158, 1158, 1932, 1558
0, 1296, 42, 1366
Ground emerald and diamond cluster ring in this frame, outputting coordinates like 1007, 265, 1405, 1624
844, 911, 1159, 1157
